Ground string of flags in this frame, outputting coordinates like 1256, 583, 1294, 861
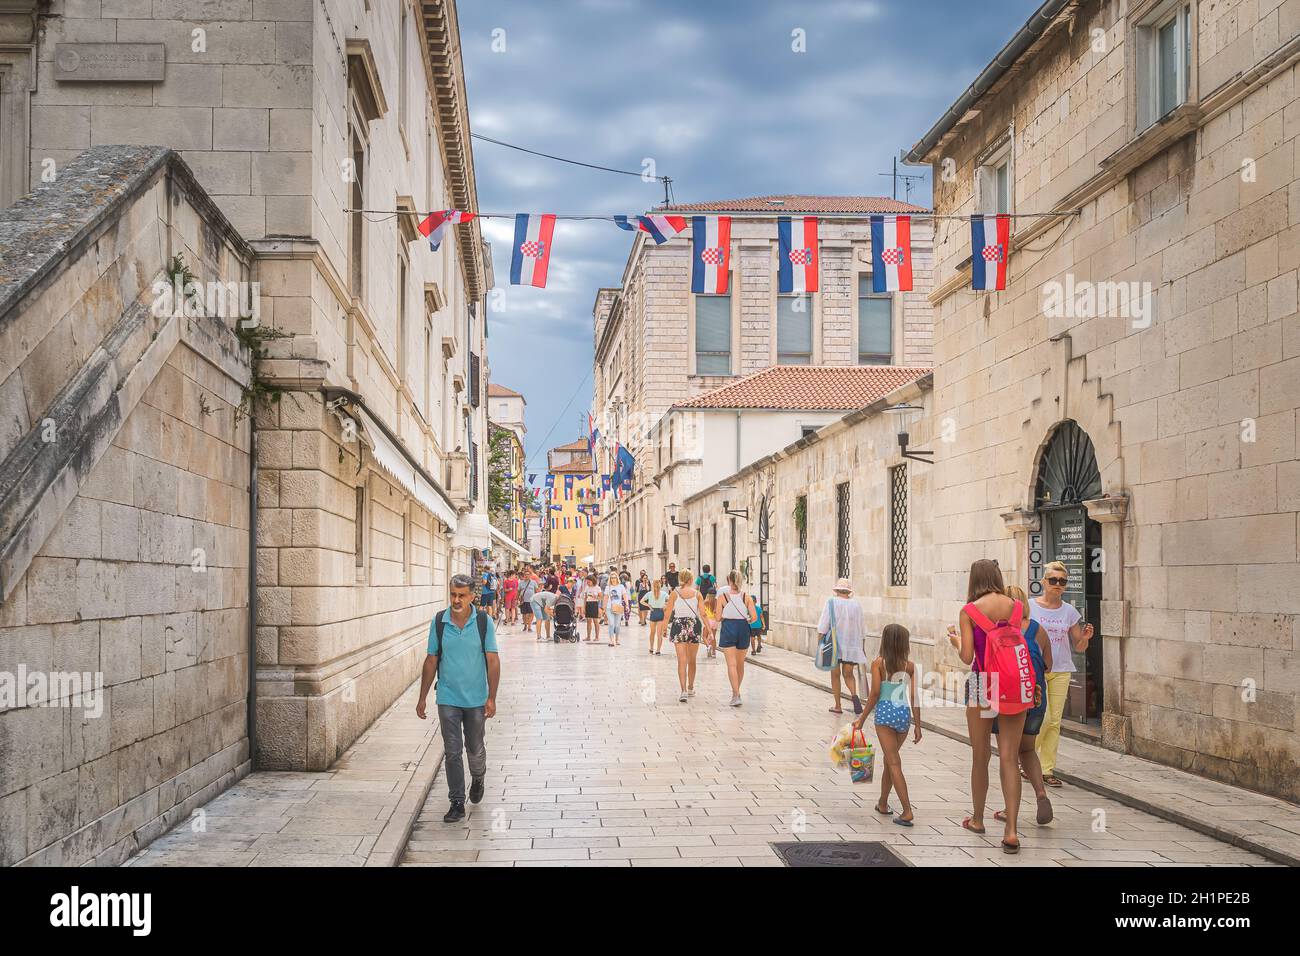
414, 208, 1037, 293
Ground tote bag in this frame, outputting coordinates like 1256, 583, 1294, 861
814, 600, 839, 671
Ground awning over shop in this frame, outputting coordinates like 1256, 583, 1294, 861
490, 524, 530, 560
354, 404, 459, 530
450, 511, 492, 552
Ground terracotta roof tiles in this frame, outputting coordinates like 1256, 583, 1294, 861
674, 365, 930, 411
663, 195, 927, 214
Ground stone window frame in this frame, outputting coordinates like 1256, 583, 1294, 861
768, 242, 822, 365
851, 255, 902, 366
0, 52, 32, 209
687, 257, 739, 377
886, 461, 910, 593
1130, 0, 1196, 134
355, 482, 371, 585
974, 125, 1015, 220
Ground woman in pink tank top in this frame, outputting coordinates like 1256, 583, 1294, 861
947, 559, 1032, 854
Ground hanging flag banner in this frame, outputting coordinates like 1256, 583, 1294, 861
417, 209, 475, 252
870, 215, 913, 292
563, 475, 574, 499
691, 216, 731, 294
544, 474, 555, 489
777, 216, 819, 294
528, 473, 537, 484
511, 213, 556, 288
971, 214, 1010, 291
614, 214, 689, 245
601, 474, 611, 495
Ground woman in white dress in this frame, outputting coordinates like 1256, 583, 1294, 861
817, 578, 868, 714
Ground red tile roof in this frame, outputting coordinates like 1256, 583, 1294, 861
675, 365, 931, 411
553, 438, 590, 452
663, 195, 927, 214
488, 382, 523, 398
551, 457, 596, 475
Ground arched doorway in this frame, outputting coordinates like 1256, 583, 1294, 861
1029, 421, 1104, 726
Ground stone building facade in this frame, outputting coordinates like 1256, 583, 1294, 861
592, 196, 935, 573
2, 0, 495, 813
0, 147, 255, 865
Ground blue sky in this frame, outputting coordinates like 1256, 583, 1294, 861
459, 0, 1042, 468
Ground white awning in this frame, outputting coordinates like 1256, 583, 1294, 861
355, 405, 459, 530
490, 524, 530, 560
450, 511, 493, 551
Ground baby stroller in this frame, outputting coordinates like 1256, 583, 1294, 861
551, 594, 579, 643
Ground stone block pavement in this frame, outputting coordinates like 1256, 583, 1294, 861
400, 621, 1291, 868
125, 682, 444, 867
125, 618, 1299, 867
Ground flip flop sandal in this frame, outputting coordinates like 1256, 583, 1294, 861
1001, 839, 1020, 855
828, 707, 844, 714
893, 817, 915, 827
1043, 775, 1063, 788
1036, 795, 1054, 825
961, 817, 986, 834
993, 810, 1008, 822
874, 804, 893, 815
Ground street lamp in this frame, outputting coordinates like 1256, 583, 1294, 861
666, 505, 690, 530
882, 402, 933, 464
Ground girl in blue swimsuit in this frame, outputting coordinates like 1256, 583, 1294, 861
854, 624, 922, 827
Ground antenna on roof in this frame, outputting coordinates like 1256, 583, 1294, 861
878, 156, 924, 202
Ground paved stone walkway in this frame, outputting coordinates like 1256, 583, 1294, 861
126, 681, 443, 867
401, 619, 1282, 867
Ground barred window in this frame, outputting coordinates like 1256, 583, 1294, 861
796, 494, 808, 587
835, 482, 850, 580
890, 464, 908, 587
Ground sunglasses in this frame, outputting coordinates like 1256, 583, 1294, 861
1045, 576, 1068, 586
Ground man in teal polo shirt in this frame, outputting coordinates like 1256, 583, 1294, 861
416, 573, 501, 823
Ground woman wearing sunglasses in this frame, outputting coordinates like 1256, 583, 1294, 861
1031, 561, 1094, 787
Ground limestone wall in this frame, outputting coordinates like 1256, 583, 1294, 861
0, 146, 254, 865
916, 0, 1300, 798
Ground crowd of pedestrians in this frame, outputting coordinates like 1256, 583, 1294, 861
420, 555, 1090, 855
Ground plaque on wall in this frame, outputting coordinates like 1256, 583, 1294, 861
53, 43, 165, 82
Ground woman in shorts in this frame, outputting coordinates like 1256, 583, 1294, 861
714, 570, 757, 706
642, 578, 668, 654
663, 570, 704, 702
582, 574, 603, 643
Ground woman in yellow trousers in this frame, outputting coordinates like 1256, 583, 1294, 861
1029, 561, 1094, 786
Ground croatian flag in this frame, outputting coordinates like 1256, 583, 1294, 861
777, 216, 819, 294
614, 214, 688, 245
971, 214, 1011, 291
691, 216, 731, 294
417, 209, 475, 252
510, 213, 556, 288
870, 215, 913, 292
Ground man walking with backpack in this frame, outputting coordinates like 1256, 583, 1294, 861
416, 574, 501, 823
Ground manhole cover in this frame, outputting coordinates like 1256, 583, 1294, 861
771, 841, 908, 867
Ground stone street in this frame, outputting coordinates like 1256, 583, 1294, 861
400, 619, 1284, 867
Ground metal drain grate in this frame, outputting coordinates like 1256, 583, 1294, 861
771, 841, 908, 867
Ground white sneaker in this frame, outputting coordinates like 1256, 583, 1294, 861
730, 695, 742, 707
679, 690, 688, 702
687, 688, 696, 698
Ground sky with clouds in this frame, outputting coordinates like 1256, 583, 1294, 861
458, 0, 1042, 469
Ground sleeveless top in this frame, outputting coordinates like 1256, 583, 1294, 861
672, 592, 702, 619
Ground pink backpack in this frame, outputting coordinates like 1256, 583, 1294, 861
964, 600, 1035, 716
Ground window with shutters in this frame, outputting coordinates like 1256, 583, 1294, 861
890, 464, 908, 587
694, 277, 732, 375
777, 295, 813, 364
857, 276, 892, 365
835, 482, 850, 579
470, 352, 481, 407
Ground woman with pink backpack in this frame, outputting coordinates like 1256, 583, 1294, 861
946, 559, 1037, 854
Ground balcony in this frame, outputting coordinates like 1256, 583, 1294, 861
445, 452, 471, 509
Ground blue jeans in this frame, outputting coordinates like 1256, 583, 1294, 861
437, 704, 486, 803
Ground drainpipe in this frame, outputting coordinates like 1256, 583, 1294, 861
246, 427, 258, 766
735, 410, 742, 475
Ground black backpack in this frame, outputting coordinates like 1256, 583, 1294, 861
432, 609, 490, 688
